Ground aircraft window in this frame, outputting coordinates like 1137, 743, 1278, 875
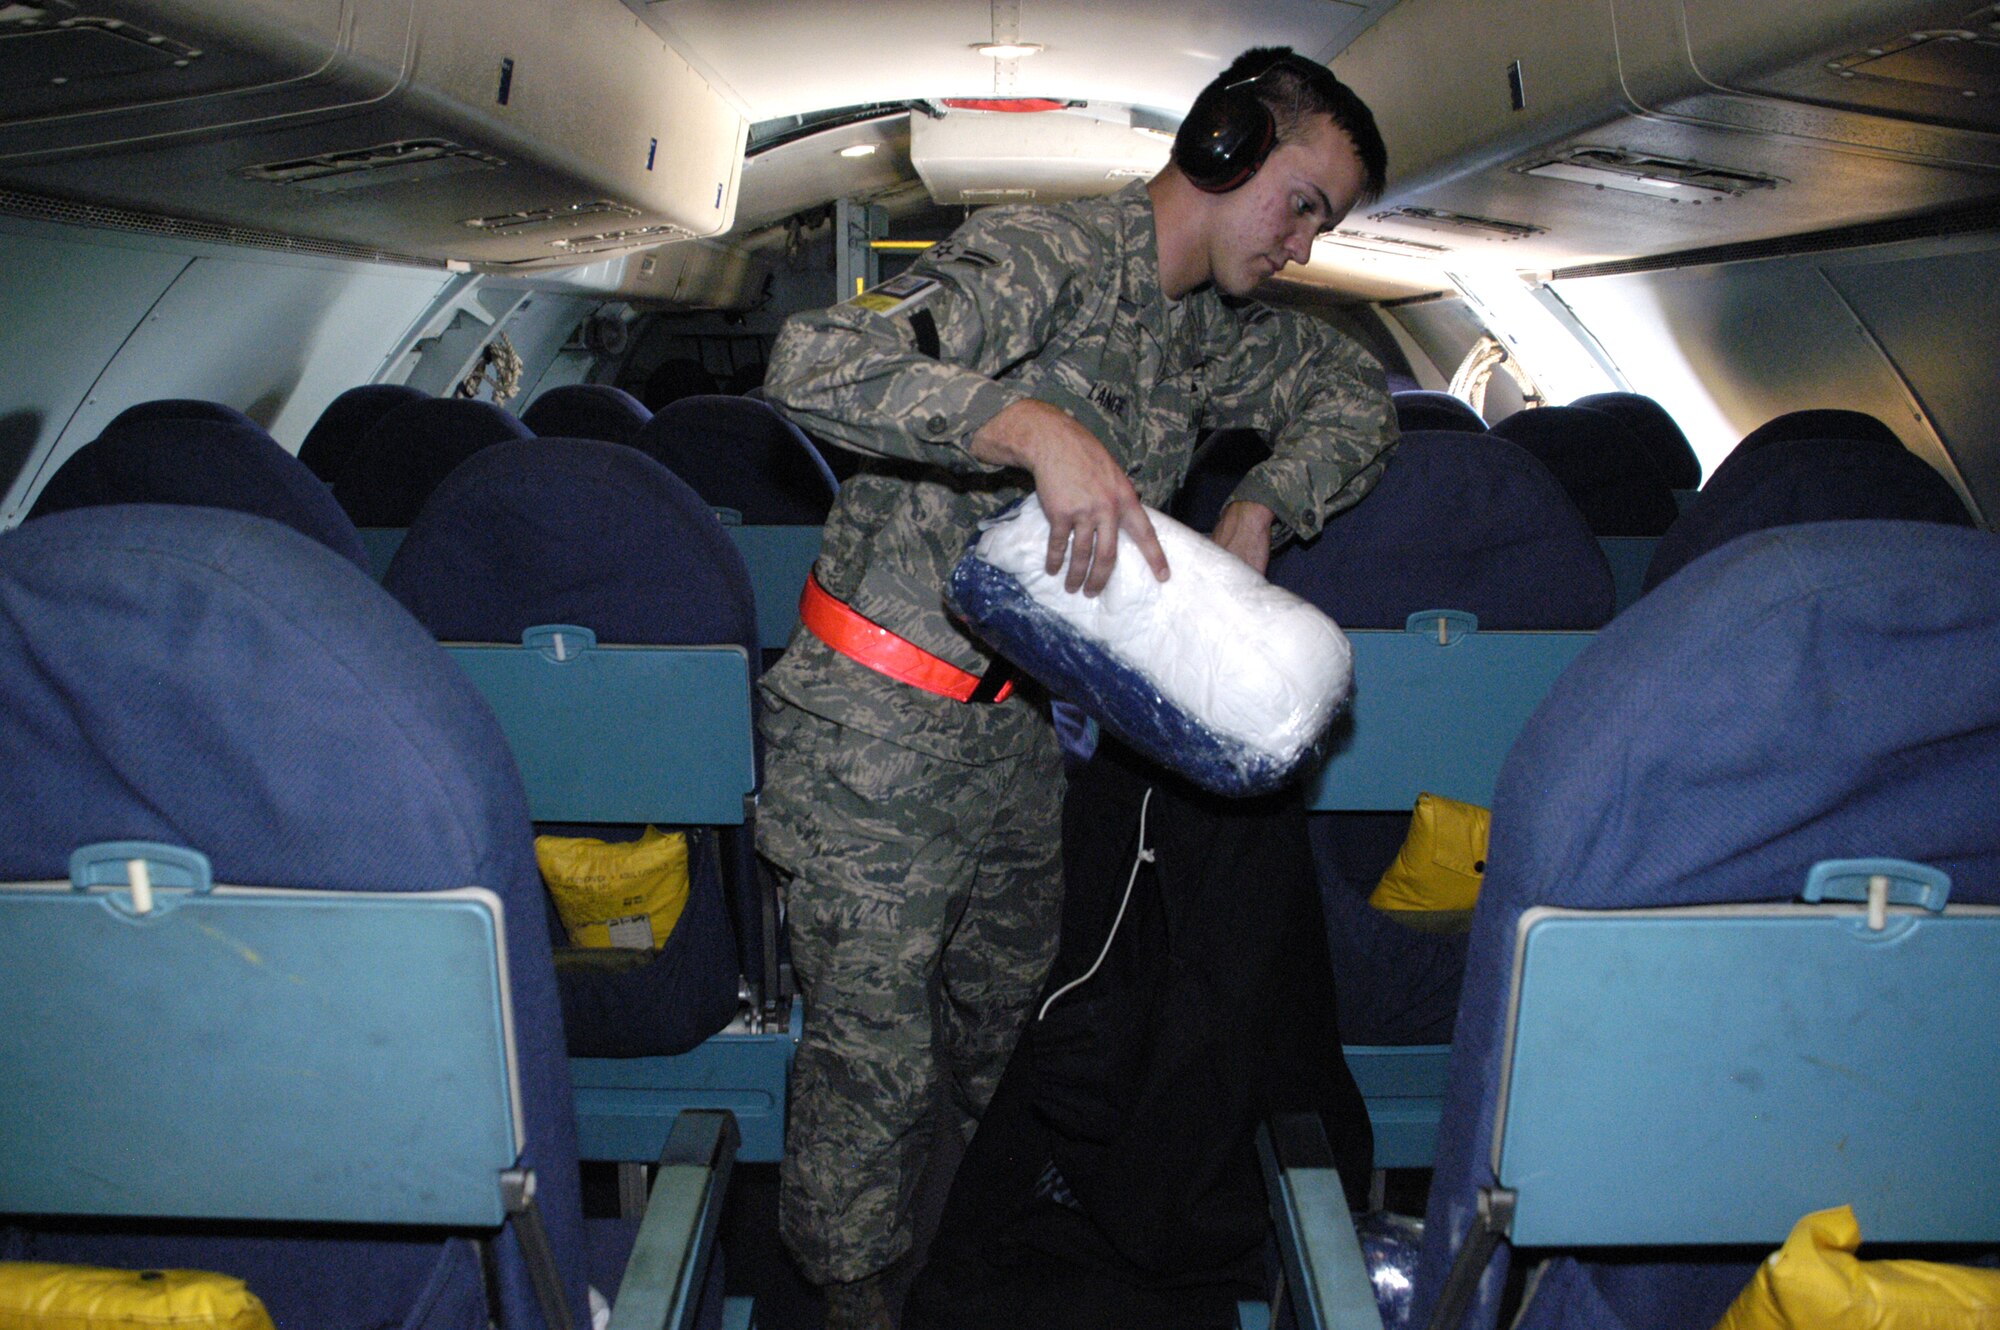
1449, 271, 1620, 412
1448, 336, 1541, 419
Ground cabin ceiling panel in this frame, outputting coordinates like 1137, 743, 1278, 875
631, 0, 1387, 122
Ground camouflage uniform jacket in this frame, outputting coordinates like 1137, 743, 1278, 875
762, 181, 1397, 765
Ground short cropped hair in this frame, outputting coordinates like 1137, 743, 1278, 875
1210, 46, 1388, 204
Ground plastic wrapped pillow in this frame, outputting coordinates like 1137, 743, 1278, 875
947, 496, 1352, 796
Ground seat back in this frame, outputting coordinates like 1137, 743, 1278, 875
334, 397, 532, 526
521, 383, 653, 445
1643, 435, 1974, 592
641, 356, 719, 410
383, 438, 760, 1055
1567, 391, 1700, 489
1490, 405, 1679, 536
635, 394, 838, 524
1169, 427, 1270, 533
2, 853, 525, 1230
1273, 430, 1613, 1049
0, 505, 589, 1330
1415, 520, 2000, 1330
1269, 429, 1614, 631
1492, 888, 2000, 1248
27, 418, 369, 570
297, 383, 430, 483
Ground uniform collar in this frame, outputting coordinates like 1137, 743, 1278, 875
1112, 180, 1191, 349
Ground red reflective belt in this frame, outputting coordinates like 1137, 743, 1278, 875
799, 572, 1014, 704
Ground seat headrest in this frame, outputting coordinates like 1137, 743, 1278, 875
383, 437, 757, 662
333, 397, 532, 527
1392, 390, 1488, 435
1704, 408, 1905, 496
1644, 436, 1974, 594
519, 384, 652, 445
1490, 405, 1679, 536
1568, 391, 1701, 489
99, 399, 259, 437
1268, 430, 1615, 629
1500, 519, 2000, 912
0, 504, 535, 896
27, 419, 368, 570
633, 394, 838, 524
296, 384, 430, 484
1737, 407, 1900, 455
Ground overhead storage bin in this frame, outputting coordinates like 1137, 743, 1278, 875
0, 0, 747, 269
1331, 0, 2000, 270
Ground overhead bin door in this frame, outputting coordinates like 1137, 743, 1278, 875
0, 0, 746, 269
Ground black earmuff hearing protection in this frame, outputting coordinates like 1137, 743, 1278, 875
1172, 53, 1321, 194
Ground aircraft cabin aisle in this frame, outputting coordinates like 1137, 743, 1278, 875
1, 3, 1996, 1330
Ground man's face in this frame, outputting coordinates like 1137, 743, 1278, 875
1209, 113, 1367, 297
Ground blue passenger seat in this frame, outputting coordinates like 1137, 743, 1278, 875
26, 417, 368, 570
1490, 405, 1679, 536
0, 505, 698, 1330
383, 438, 758, 1058
296, 383, 430, 483
1567, 391, 1701, 489
1411, 519, 2000, 1330
634, 395, 839, 524
521, 383, 654, 445
333, 397, 533, 527
1269, 430, 1614, 1048
1392, 390, 1487, 435
1643, 435, 1975, 594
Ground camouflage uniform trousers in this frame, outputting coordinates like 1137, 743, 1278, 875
757, 694, 1064, 1285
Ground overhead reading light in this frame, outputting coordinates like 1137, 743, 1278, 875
974, 42, 1043, 59
837, 143, 878, 158
1373, 206, 1545, 240
1520, 147, 1784, 201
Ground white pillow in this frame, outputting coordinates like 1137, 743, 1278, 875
948, 496, 1351, 795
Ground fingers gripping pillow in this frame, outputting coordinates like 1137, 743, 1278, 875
947, 496, 1352, 796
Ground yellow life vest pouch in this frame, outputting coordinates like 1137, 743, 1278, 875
535, 825, 690, 951
0, 1263, 275, 1330
1368, 792, 1490, 929
1713, 1205, 2000, 1329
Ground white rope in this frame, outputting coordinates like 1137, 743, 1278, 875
1038, 786, 1154, 1023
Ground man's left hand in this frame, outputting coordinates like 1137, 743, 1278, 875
1212, 501, 1276, 575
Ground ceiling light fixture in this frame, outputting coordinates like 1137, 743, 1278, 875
974, 42, 1042, 59
837, 143, 878, 158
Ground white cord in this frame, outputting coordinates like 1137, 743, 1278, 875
1039, 786, 1154, 1023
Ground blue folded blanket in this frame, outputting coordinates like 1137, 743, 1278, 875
948, 497, 1351, 796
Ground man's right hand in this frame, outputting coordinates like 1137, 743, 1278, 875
969, 398, 1170, 596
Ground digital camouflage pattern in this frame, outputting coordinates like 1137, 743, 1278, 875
756, 179, 1396, 1286
761, 179, 1398, 766
759, 695, 1064, 1283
